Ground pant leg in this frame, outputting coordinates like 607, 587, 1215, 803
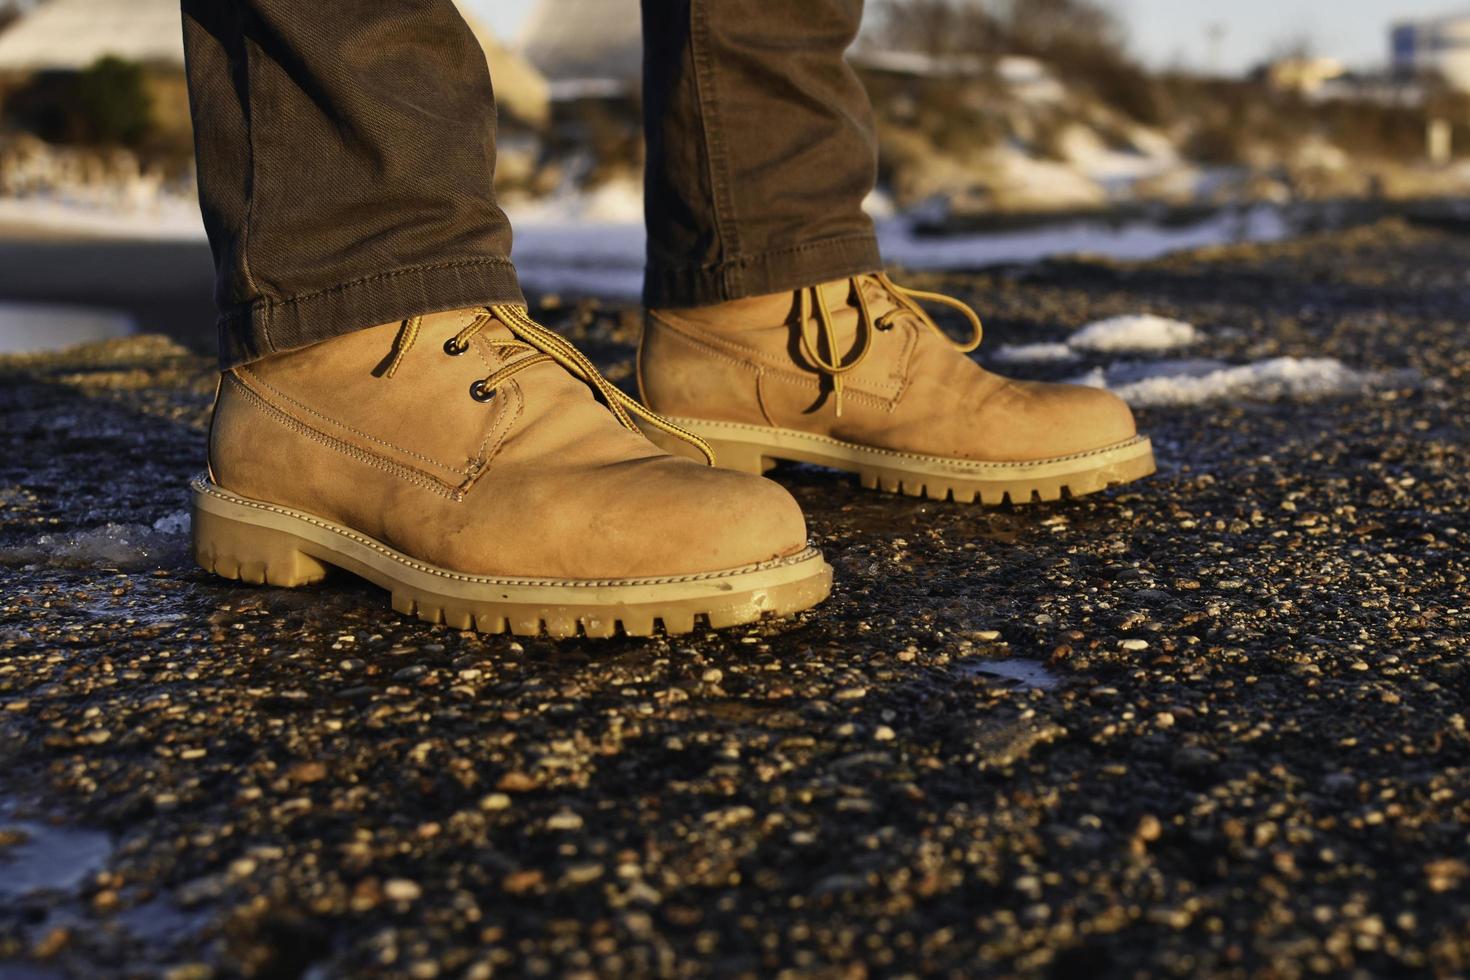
182, 0, 524, 368
640, 0, 881, 308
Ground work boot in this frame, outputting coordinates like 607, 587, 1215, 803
192, 305, 831, 637
639, 273, 1154, 504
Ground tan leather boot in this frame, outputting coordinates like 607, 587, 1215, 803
192, 305, 831, 637
639, 273, 1155, 505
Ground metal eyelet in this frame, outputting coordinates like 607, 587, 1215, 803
469, 380, 496, 402
444, 338, 468, 356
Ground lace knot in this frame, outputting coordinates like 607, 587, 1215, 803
796, 272, 984, 417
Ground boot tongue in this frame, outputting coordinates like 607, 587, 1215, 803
816, 276, 909, 329
817, 275, 916, 338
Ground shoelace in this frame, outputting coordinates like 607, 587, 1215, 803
383, 304, 716, 465
798, 271, 984, 417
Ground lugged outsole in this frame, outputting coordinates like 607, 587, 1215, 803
641, 418, 1156, 505
191, 478, 833, 639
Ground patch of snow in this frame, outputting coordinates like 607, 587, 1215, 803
1071, 356, 1398, 408
862, 188, 897, 220
507, 176, 645, 224
151, 509, 191, 535
1069, 314, 1199, 353
851, 50, 987, 78
997, 56, 1067, 104
977, 144, 1108, 211
994, 314, 1197, 365
2, 510, 191, 569
992, 342, 1079, 365
1057, 125, 1177, 189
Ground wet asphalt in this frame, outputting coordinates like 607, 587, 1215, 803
0, 219, 1467, 978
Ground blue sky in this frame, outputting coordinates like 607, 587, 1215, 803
467, 0, 1456, 74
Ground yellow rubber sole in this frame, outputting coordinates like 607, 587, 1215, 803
190, 478, 833, 638
645, 419, 1156, 505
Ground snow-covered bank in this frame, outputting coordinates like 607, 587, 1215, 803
512, 206, 1291, 300
0, 303, 136, 354
0, 194, 207, 241
0, 190, 1293, 300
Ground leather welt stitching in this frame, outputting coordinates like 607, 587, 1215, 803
667, 418, 1151, 468
237, 367, 473, 480
226, 375, 464, 500
195, 478, 821, 587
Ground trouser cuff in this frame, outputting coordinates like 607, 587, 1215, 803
218, 258, 524, 368
643, 233, 882, 308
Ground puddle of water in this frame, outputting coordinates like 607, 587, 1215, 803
959, 658, 1062, 690
0, 303, 137, 355
116, 896, 210, 945
0, 820, 114, 899
0, 963, 68, 980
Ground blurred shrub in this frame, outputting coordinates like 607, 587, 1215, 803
878, 0, 1167, 126
3, 56, 155, 147
71, 56, 154, 146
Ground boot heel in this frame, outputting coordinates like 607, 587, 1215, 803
192, 504, 329, 587
701, 438, 776, 474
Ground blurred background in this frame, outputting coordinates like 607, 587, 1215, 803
1, 0, 1467, 352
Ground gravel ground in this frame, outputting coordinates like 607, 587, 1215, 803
1, 219, 1467, 978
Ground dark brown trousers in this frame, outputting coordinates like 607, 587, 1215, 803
182, 0, 880, 367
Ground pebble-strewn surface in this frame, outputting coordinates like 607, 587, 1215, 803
1, 220, 1467, 978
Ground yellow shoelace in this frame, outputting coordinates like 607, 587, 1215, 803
798, 271, 984, 417
383, 304, 716, 465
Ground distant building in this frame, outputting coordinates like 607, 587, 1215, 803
1262, 56, 1347, 96
0, 0, 550, 125
520, 0, 642, 99
1392, 14, 1470, 92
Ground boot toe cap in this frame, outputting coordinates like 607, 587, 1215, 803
665, 463, 811, 571
551, 455, 810, 579
1056, 382, 1139, 454
979, 381, 1139, 461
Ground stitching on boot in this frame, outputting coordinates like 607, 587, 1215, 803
758, 365, 896, 411
464, 333, 522, 474
649, 313, 773, 371
237, 366, 477, 481
659, 418, 1150, 468
225, 374, 465, 500
196, 477, 823, 587
458, 378, 524, 495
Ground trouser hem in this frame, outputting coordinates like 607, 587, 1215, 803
217, 258, 525, 368
643, 233, 882, 308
